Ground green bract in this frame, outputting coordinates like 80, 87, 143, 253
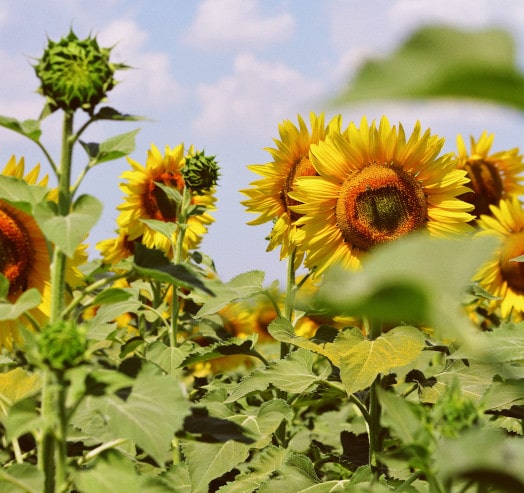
183, 151, 220, 193
38, 320, 87, 370
34, 30, 125, 114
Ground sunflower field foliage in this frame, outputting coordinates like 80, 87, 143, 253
1, 26, 524, 493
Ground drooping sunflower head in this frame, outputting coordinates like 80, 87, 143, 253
473, 196, 524, 320
116, 143, 216, 258
97, 231, 136, 266
456, 132, 524, 220
291, 116, 475, 275
0, 157, 51, 350
241, 112, 342, 260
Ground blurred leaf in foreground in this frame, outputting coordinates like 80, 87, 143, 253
333, 25, 524, 112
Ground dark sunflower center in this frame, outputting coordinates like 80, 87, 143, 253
460, 160, 503, 218
281, 155, 317, 221
500, 232, 524, 293
143, 171, 185, 221
0, 207, 34, 297
336, 163, 427, 251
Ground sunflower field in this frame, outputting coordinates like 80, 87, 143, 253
1, 26, 524, 493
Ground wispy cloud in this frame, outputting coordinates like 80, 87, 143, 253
184, 0, 295, 50
192, 53, 324, 139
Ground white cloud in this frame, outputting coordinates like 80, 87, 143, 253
192, 53, 325, 139
185, 0, 295, 50
98, 18, 184, 111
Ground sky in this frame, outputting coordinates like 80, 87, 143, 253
1, 0, 524, 284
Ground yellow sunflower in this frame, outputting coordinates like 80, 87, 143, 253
456, 132, 524, 220
290, 116, 474, 275
241, 112, 342, 260
1, 158, 51, 350
473, 196, 524, 320
97, 231, 135, 266
116, 144, 216, 259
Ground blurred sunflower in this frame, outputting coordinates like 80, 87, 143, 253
473, 196, 524, 320
117, 144, 216, 259
456, 132, 524, 220
97, 230, 135, 266
291, 116, 474, 275
0, 157, 51, 350
241, 112, 341, 260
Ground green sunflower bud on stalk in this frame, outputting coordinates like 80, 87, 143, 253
182, 151, 220, 194
38, 320, 87, 371
34, 29, 127, 114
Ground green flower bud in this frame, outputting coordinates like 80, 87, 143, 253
39, 320, 87, 371
182, 151, 220, 194
34, 29, 125, 114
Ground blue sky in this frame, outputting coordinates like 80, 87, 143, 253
1, 0, 524, 283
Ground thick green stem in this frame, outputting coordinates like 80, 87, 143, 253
38, 369, 56, 493
50, 111, 74, 322
367, 318, 383, 473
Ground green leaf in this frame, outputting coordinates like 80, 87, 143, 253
317, 233, 497, 341
93, 107, 146, 122
158, 463, 192, 493
145, 340, 193, 375
88, 299, 143, 330
482, 379, 524, 411
435, 428, 524, 490
197, 271, 266, 317
85, 129, 139, 165
0, 175, 49, 211
0, 463, 44, 493
181, 440, 251, 493
0, 115, 42, 141
139, 218, 179, 242
0, 274, 10, 299
336, 326, 426, 395
92, 287, 133, 305
34, 194, 103, 257
0, 289, 41, 321
258, 452, 319, 493
73, 450, 173, 493
224, 349, 331, 402
133, 243, 213, 294
99, 369, 190, 465
377, 388, 423, 444
0, 367, 42, 417
217, 446, 288, 493
4, 398, 42, 442
154, 181, 183, 204
333, 26, 524, 112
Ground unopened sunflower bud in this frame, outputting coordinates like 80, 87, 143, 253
182, 151, 220, 193
39, 320, 87, 371
34, 29, 125, 114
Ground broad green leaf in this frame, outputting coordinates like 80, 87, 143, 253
225, 348, 331, 402
92, 287, 133, 305
88, 299, 143, 329
0, 175, 49, 210
73, 450, 173, 493
217, 446, 288, 493
158, 463, 192, 493
140, 218, 179, 242
154, 181, 183, 204
450, 323, 524, 363
0, 367, 42, 417
93, 106, 146, 122
317, 233, 497, 341
0, 115, 42, 141
85, 129, 139, 165
197, 270, 267, 317
99, 370, 190, 465
181, 440, 251, 493
377, 388, 423, 444
0, 463, 44, 493
146, 340, 193, 375
180, 337, 260, 368
435, 428, 524, 489
0, 288, 41, 321
298, 481, 367, 493
34, 194, 103, 257
4, 398, 42, 441
258, 452, 319, 493
133, 243, 213, 294
481, 379, 524, 411
337, 326, 425, 395
333, 26, 524, 112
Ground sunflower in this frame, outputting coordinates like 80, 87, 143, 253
1, 157, 51, 349
473, 196, 524, 320
117, 144, 216, 259
290, 116, 474, 275
97, 230, 135, 266
456, 132, 524, 220
241, 112, 341, 260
